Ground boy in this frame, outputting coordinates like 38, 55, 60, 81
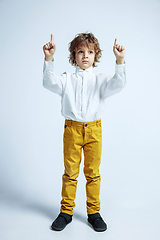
43, 33, 126, 232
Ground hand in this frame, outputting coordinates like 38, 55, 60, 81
43, 34, 56, 61
113, 38, 125, 64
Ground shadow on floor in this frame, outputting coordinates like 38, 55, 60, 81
24, 201, 59, 220
1, 193, 59, 220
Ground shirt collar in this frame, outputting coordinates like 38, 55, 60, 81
75, 65, 93, 74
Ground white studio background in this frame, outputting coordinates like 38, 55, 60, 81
0, 0, 160, 239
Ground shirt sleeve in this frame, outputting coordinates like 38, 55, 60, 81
43, 60, 66, 97
100, 63, 126, 99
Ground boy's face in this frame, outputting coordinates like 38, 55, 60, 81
75, 44, 95, 70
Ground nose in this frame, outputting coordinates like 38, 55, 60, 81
84, 51, 88, 58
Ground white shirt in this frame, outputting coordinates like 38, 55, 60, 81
43, 60, 126, 122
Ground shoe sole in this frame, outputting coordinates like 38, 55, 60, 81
50, 225, 64, 231
88, 222, 107, 232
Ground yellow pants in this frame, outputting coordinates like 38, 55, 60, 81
61, 119, 102, 215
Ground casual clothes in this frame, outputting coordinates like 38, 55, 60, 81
43, 60, 126, 214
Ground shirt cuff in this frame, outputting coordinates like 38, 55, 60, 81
44, 58, 54, 71
115, 61, 125, 74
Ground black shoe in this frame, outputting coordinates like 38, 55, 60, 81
88, 213, 107, 232
51, 212, 72, 231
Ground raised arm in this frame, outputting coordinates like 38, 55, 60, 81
43, 34, 66, 96
100, 38, 126, 99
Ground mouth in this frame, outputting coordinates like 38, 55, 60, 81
82, 61, 88, 63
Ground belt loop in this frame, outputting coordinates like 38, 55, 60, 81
68, 120, 72, 127
96, 120, 101, 127
65, 120, 72, 127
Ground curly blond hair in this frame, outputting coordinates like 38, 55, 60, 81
68, 33, 102, 68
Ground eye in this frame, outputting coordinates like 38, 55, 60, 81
89, 51, 94, 54
78, 50, 83, 54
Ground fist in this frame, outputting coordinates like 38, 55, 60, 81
113, 38, 125, 64
43, 34, 56, 61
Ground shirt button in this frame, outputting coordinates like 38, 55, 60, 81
85, 124, 88, 127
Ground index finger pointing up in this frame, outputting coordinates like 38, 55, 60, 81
51, 34, 54, 43
114, 38, 117, 46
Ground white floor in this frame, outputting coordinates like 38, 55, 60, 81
1, 193, 160, 240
